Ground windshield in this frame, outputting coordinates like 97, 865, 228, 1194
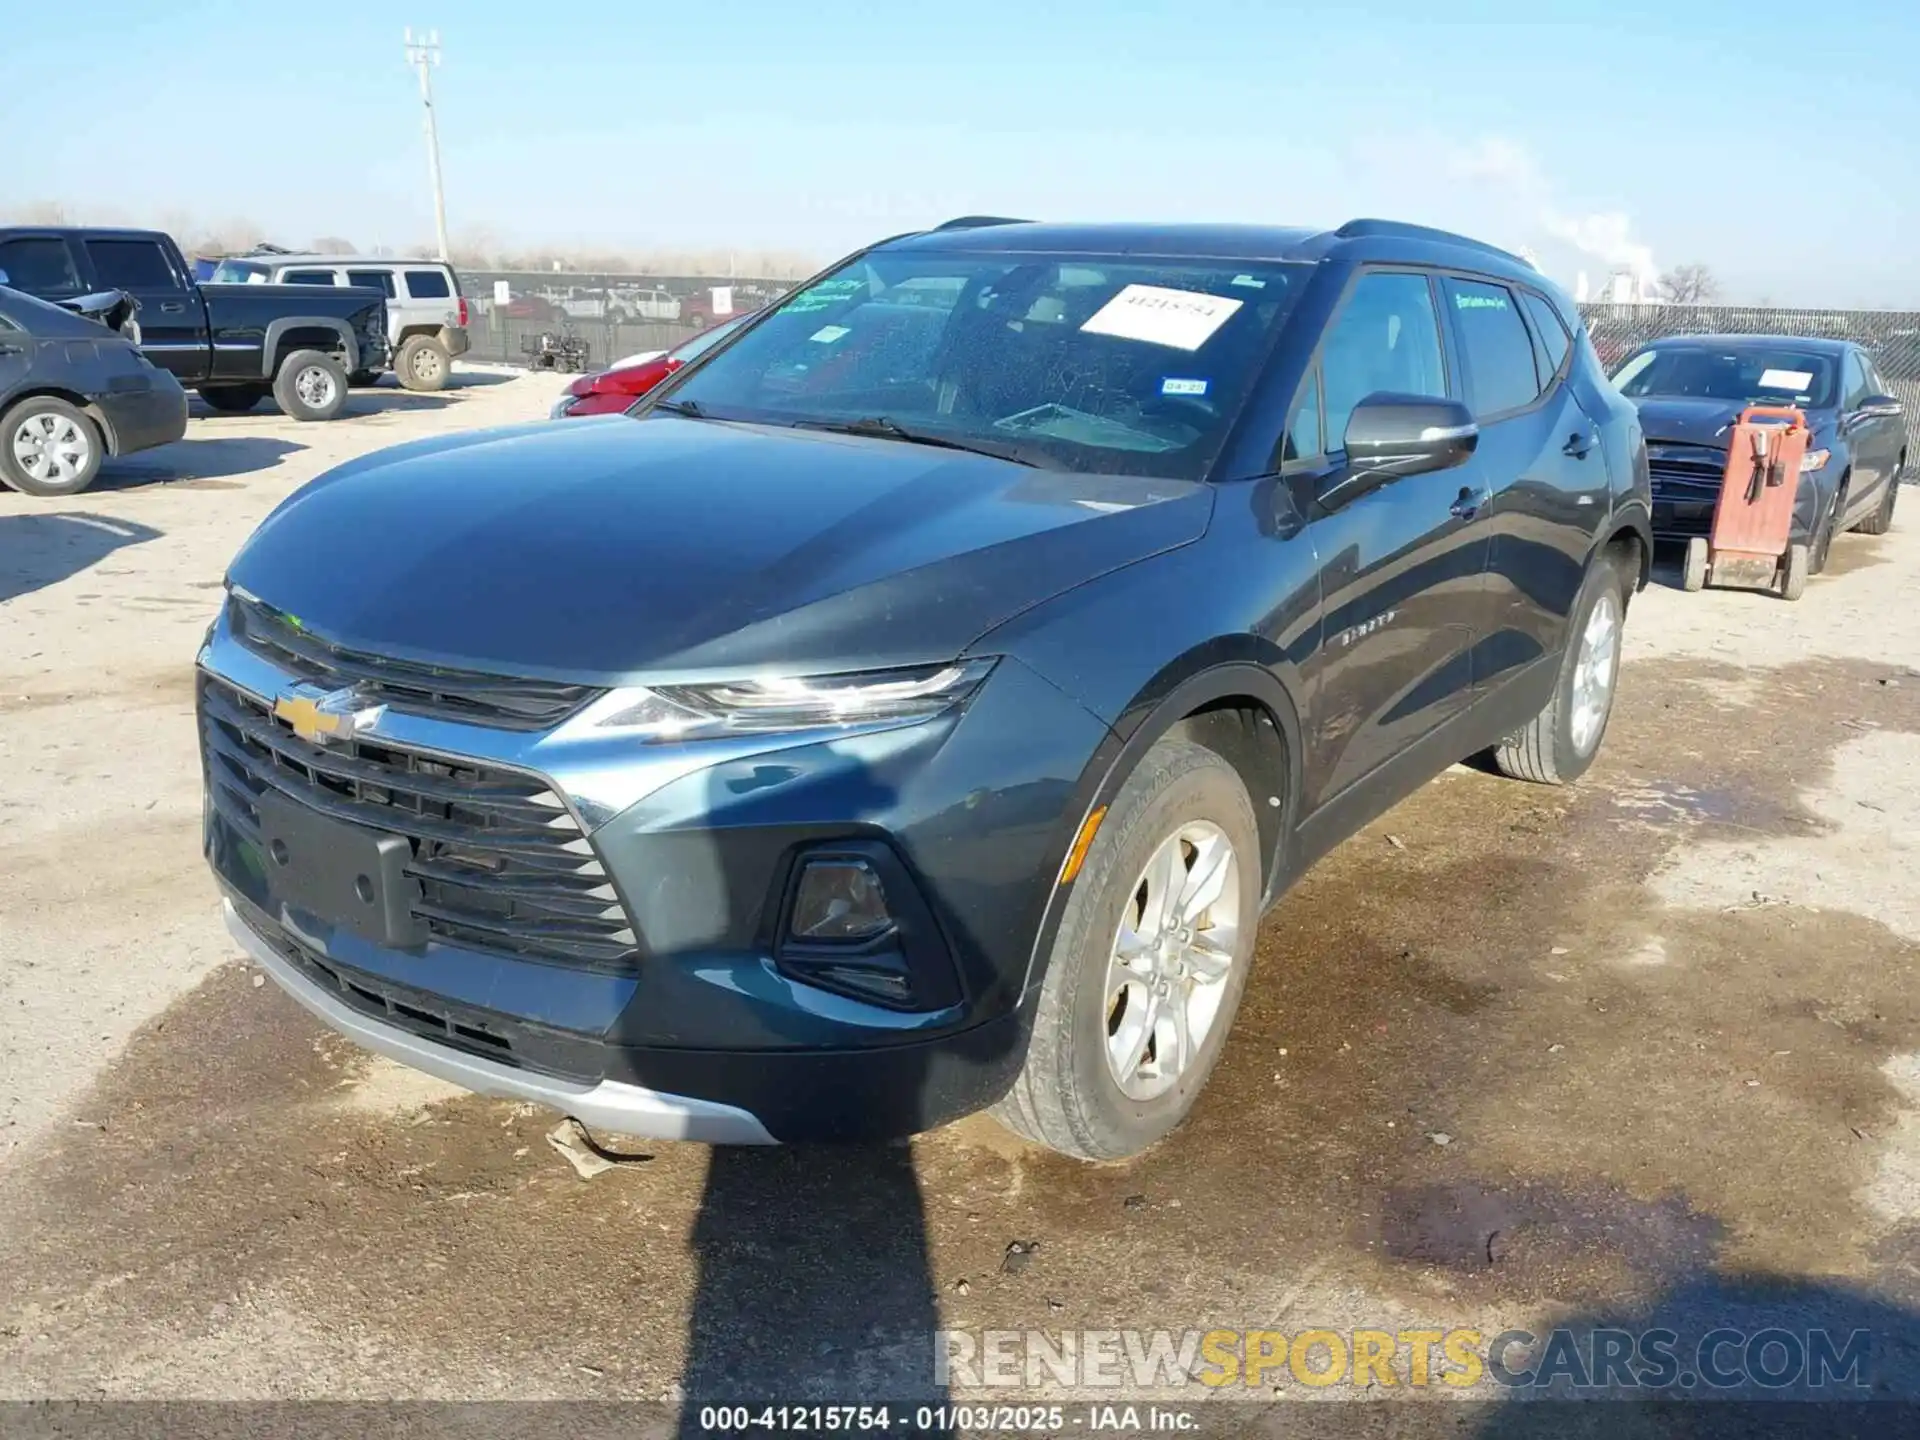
655, 250, 1309, 479
209, 260, 273, 284
1613, 344, 1837, 408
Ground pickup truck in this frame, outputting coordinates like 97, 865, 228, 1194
0, 227, 388, 421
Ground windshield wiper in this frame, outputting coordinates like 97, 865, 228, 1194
789, 415, 1043, 467
650, 397, 707, 418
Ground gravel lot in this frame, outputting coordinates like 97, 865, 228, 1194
3, 371, 1917, 1417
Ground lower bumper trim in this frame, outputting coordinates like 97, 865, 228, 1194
222, 900, 776, 1145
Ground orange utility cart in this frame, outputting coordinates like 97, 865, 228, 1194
1680, 406, 1814, 600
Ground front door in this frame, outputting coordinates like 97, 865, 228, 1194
1290, 268, 1489, 811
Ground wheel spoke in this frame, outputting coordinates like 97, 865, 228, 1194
1140, 838, 1180, 943
1166, 986, 1193, 1076
1114, 987, 1157, 1080
1187, 932, 1234, 983
1176, 832, 1232, 926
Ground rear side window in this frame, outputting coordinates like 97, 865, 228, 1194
1520, 291, 1571, 382
1445, 278, 1539, 416
403, 269, 451, 299
86, 238, 180, 290
283, 269, 338, 286
0, 236, 84, 297
1319, 270, 1448, 450
346, 269, 397, 298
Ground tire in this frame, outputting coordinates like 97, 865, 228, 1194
1781, 541, 1810, 601
272, 350, 349, 421
197, 384, 266, 414
1682, 536, 1708, 592
1854, 458, 1901, 535
1490, 546, 1630, 785
395, 335, 450, 392
991, 738, 1261, 1161
1810, 478, 1845, 575
0, 396, 103, 498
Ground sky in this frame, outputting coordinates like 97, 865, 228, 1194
3, 0, 1916, 306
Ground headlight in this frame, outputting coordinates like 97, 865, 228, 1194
1800, 448, 1830, 473
580, 658, 996, 742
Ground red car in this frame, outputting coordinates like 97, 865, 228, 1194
550, 312, 751, 417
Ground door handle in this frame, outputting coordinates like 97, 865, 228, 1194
1563, 431, 1595, 459
160, 301, 186, 314
1450, 486, 1485, 521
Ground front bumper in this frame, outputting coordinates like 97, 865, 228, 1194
198, 605, 1108, 1142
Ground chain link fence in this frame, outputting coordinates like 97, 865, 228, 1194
459, 272, 793, 372
1580, 302, 1920, 426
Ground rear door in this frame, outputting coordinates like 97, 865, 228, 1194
1840, 348, 1894, 514
82, 234, 209, 382
1440, 275, 1607, 698
1290, 267, 1490, 807
399, 267, 459, 335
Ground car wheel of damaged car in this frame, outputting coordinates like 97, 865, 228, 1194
273, 349, 349, 421
1491, 547, 1630, 785
1810, 478, 1845, 575
1, 396, 102, 498
395, 335, 450, 392
1855, 462, 1901, 535
1682, 536, 1709, 592
197, 384, 268, 414
993, 738, 1259, 1161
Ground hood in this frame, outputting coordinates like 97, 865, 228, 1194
1630, 395, 1835, 450
227, 417, 1213, 685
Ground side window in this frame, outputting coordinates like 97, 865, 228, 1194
1443, 278, 1540, 415
1520, 291, 1571, 382
1319, 271, 1447, 450
403, 269, 452, 299
283, 269, 339, 286
1283, 371, 1322, 463
85, 238, 181, 290
0, 237, 84, 297
346, 269, 397, 298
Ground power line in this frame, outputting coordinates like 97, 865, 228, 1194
403, 28, 450, 261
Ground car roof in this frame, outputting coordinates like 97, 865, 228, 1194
874, 218, 1550, 290
225, 254, 453, 269
1642, 333, 1854, 356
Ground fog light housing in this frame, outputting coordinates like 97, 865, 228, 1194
790, 857, 893, 942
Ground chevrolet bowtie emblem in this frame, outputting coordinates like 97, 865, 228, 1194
272, 685, 386, 745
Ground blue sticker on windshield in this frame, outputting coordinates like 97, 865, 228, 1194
1161, 377, 1209, 396
1230, 275, 1266, 289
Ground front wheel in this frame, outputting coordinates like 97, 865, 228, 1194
1781, 542, 1810, 601
1490, 546, 1630, 785
1, 397, 102, 497
992, 738, 1260, 1161
272, 350, 349, 421
1682, 536, 1708, 592
1810, 479, 1845, 576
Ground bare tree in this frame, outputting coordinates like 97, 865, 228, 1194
1658, 264, 1721, 305
310, 236, 357, 255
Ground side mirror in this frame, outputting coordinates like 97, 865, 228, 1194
1316, 393, 1478, 509
1855, 393, 1904, 420
0, 268, 10, 287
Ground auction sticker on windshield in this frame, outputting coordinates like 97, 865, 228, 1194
1081, 285, 1243, 351
1759, 368, 1815, 392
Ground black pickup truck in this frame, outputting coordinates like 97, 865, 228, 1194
0, 227, 387, 421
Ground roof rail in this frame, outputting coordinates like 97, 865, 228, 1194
1334, 218, 1528, 265
934, 215, 1032, 231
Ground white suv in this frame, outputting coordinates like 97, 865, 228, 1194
209, 255, 470, 392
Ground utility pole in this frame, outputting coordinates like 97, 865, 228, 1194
404, 28, 450, 261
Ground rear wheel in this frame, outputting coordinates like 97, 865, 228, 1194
1854, 459, 1901, 535
1, 397, 102, 498
395, 335, 450, 392
1491, 546, 1629, 785
1682, 537, 1709, 592
992, 738, 1260, 1161
197, 384, 267, 414
272, 350, 348, 422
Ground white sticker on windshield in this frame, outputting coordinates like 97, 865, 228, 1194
1161, 377, 1209, 396
810, 325, 851, 344
1758, 368, 1814, 391
1080, 285, 1243, 351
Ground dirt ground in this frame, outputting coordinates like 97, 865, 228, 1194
3, 373, 1918, 1421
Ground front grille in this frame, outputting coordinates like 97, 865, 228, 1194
228, 594, 602, 732
201, 673, 640, 972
